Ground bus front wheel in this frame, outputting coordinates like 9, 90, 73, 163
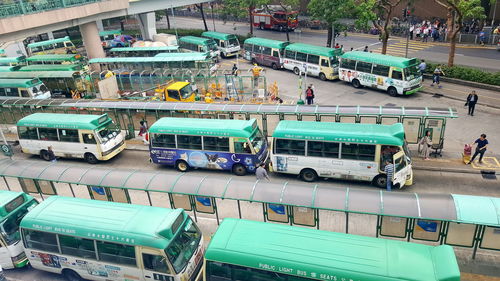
271, 63, 279, 70
62, 269, 82, 281
300, 169, 318, 182
176, 160, 190, 172
352, 79, 361, 88
232, 164, 247, 176
40, 150, 50, 161
373, 175, 387, 188
387, 87, 398, 97
84, 153, 98, 164
293, 67, 300, 75
319, 72, 327, 81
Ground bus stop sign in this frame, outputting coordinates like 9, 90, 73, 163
1, 144, 12, 157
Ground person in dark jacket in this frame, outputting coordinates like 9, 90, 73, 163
47, 146, 56, 163
465, 91, 478, 116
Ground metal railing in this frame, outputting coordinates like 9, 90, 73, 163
0, 0, 104, 19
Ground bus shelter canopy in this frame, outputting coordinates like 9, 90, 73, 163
0, 159, 497, 226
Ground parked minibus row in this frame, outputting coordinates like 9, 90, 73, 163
16, 113, 413, 188
0, 191, 460, 281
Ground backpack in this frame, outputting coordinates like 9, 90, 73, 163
306, 88, 314, 98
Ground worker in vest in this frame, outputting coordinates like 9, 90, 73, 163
249, 64, 264, 87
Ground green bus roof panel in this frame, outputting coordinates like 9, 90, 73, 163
206, 219, 460, 281
27, 36, 71, 48
272, 121, 405, 146
149, 117, 257, 138
110, 46, 179, 52
0, 78, 42, 87
341, 51, 417, 68
285, 43, 343, 57
0, 56, 26, 64
243, 37, 289, 49
179, 36, 215, 45
202, 31, 236, 41
26, 54, 81, 62
0, 49, 5, 54
0, 66, 21, 72
452, 194, 500, 226
20, 196, 186, 248
0, 190, 34, 218
18, 64, 83, 72
0, 71, 81, 79
17, 113, 111, 130
99, 29, 122, 37
90, 53, 210, 63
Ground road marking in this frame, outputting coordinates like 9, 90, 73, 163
471, 157, 500, 170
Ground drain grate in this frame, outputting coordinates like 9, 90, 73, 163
385, 103, 396, 107
353, 90, 367, 95
481, 170, 497, 180
432, 93, 443, 98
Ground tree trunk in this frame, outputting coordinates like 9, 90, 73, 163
331, 25, 335, 47
165, 9, 171, 29
249, 6, 254, 35
326, 27, 332, 47
198, 4, 208, 31
381, 31, 389, 54
285, 19, 290, 41
448, 34, 456, 66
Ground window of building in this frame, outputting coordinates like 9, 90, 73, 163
275, 139, 305, 156
203, 136, 229, 152
151, 134, 176, 148
59, 235, 96, 259
295, 52, 307, 62
307, 141, 339, 158
177, 135, 202, 150
307, 55, 319, 65
58, 129, 79, 143
356, 61, 373, 73
285, 50, 295, 59
96, 241, 136, 266
38, 128, 58, 141
372, 64, 390, 76
18, 127, 38, 140
23, 229, 59, 253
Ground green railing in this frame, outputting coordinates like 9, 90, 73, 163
0, 0, 102, 19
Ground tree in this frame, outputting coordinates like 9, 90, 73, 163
355, 0, 406, 54
434, 0, 485, 66
196, 3, 209, 31
308, 0, 355, 47
222, 0, 270, 35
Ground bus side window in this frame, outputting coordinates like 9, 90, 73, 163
38, 128, 58, 141
18, 127, 38, 140
142, 253, 170, 273
321, 59, 329, 67
207, 261, 231, 280
20, 89, 30, 97
96, 241, 136, 266
59, 129, 80, 143
381, 145, 400, 169
307, 55, 319, 65
272, 50, 279, 58
83, 133, 96, 144
234, 139, 251, 154
276, 139, 305, 156
392, 70, 403, 80
262, 47, 272, 56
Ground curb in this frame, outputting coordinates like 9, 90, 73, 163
422, 74, 500, 92
413, 165, 499, 175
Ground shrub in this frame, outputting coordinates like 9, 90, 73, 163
425, 63, 500, 86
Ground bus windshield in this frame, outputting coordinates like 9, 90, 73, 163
207, 42, 218, 52
228, 38, 239, 47
165, 218, 201, 273
97, 123, 121, 143
250, 130, 265, 153
404, 65, 421, 81
0, 200, 37, 245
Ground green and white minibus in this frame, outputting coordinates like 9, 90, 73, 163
27, 36, 77, 56
0, 78, 50, 99
17, 113, 126, 164
283, 43, 343, 81
21, 196, 204, 281
270, 121, 413, 188
339, 51, 422, 96
0, 191, 37, 269
242, 37, 289, 70
0, 56, 26, 67
109, 46, 179, 57
179, 36, 220, 60
204, 218, 460, 281
201, 32, 240, 58
25, 54, 83, 65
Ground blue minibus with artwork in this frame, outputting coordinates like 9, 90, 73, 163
149, 118, 268, 176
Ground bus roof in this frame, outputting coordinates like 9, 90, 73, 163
179, 36, 215, 45
90, 53, 210, 63
27, 36, 71, 48
0, 71, 82, 79
110, 46, 179, 52
206, 219, 460, 281
26, 54, 82, 62
202, 31, 236, 41
244, 37, 289, 49
0, 78, 43, 88
18, 64, 83, 71
273, 121, 405, 146
285, 43, 343, 57
0, 49, 4, 54
17, 113, 111, 130
0, 190, 34, 219
0, 66, 21, 72
20, 196, 186, 249
0, 56, 26, 64
98, 29, 122, 37
149, 118, 257, 138
341, 51, 418, 68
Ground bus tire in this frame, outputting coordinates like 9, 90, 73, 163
62, 269, 82, 281
176, 160, 190, 172
352, 79, 361, 88
271, 63, 279, 70
259, 23, 265, 30
84, 153, 98, 164
319, 72, 327, 81
232, 164, 247, 176
373, 175, 387, 188
293, 67, 300, 75
300, 168, 318, 182
388, 87, 398, 97
40, 150, 50, 161
251, 58, 257, 65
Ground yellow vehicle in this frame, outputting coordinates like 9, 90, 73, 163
155, 80, 197, 102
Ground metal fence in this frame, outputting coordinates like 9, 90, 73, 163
0, 0, 104, 19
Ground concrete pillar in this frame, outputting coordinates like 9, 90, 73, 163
47, 32, 54, 40
79, 21, 105, 72
96, 19, 104, 32
137, 12, 157, 41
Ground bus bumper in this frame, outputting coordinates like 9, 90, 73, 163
403, 86, 422, 95
100, 142, 126, 161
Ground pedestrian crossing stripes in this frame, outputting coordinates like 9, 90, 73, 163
372, 40, 436, 57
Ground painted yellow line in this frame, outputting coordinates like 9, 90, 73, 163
389, 44, 429, 49
387, 46, 424, 51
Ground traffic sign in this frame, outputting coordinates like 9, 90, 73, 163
1, 144, 12, 157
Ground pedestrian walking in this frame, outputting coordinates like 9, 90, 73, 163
231, 64, 239, 76
418, 59, 426, 81
467, 134, 488, 164
409, 25, 414, 40
422, 27, 429, 42
431, 65, 444, 88
334, 43, 340, 49
256, 163, 270, 181
363, 46, 368, 52
418, 130, 433, 160
47, 146, 56, 163
138, 120, 149, 144
383, 160, 394, 191
465, 90, 478, 116
479, 31, 486, 46
305, 85, 315, 105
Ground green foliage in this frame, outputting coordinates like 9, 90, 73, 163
426, 63, 500, 86
308, 0, 355, 25
354, 0, 378, 31
222, 0, 268, 19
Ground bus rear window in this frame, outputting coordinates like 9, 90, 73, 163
5, 195, 25, 213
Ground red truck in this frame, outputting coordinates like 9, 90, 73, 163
252, 7, 298, 32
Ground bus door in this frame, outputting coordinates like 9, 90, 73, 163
392, 151, 411, 188
140, 248, 174, 281
0, 241, 13, 268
